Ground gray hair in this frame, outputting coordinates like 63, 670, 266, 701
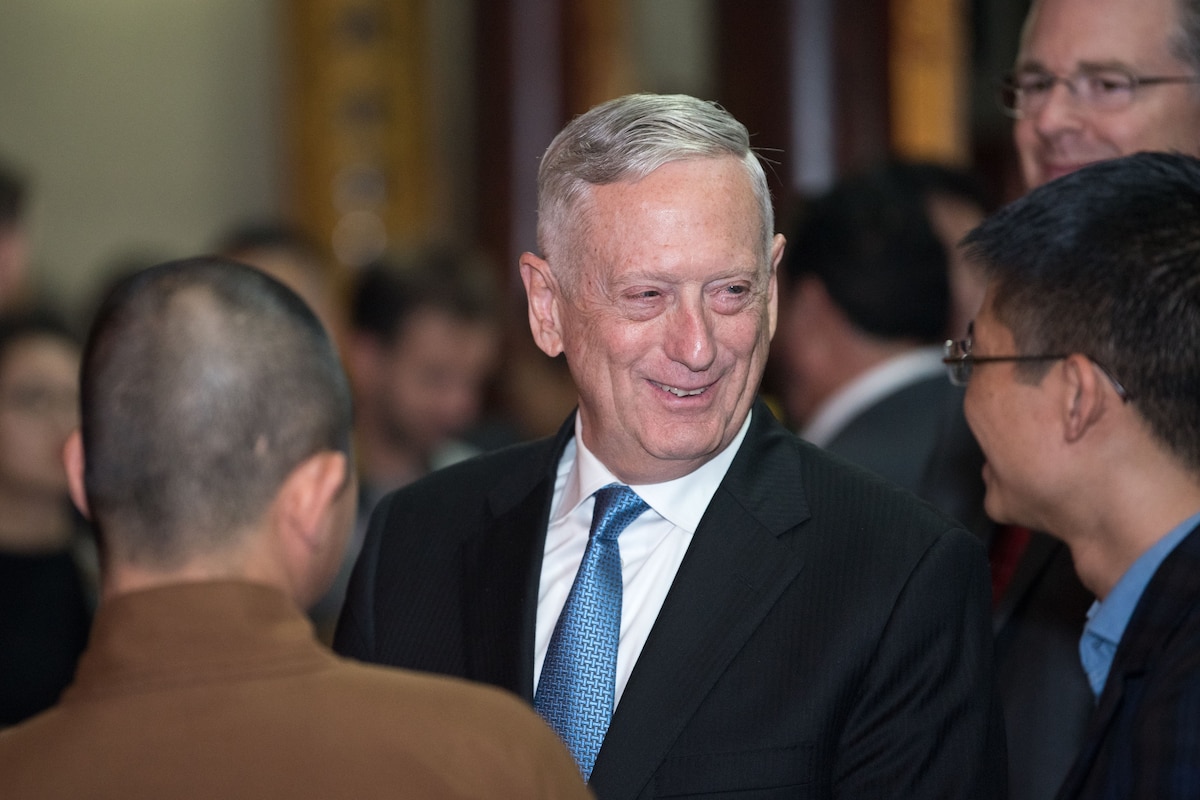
535, 93, 775, 288
1171, 0, 1200, 74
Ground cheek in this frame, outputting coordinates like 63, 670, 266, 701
962, 385, 990, 447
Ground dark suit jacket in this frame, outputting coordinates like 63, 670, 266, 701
1055, 522, 1200, 800
994, 534, 1095, 800
822, 374, 991, 538
826, 372, 1095, 800
336, 401, 1006, 799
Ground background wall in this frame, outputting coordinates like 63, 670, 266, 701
0, 0, 1025, 318
0, 0, 282, 316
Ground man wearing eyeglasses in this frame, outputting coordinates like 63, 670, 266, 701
949, 151, 1200, 799
987, 3, 1200, 798
1009, 0, 1200, 190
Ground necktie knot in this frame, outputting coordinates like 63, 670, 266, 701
590, 483, 650, 543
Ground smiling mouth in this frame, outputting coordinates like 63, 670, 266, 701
652, 381, 708, 397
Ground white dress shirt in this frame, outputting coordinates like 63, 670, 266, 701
801, 346, 946, 446
534, 411, 752, 707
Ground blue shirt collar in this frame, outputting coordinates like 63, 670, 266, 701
1080, 509, 1200, 699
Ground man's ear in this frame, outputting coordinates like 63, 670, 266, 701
278, 451, 349, 551
519, 252, 565, 357
1061, 354, 1108, 443
63, 429, 90, 519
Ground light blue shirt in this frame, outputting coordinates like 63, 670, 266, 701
1079, 509, 1200, 699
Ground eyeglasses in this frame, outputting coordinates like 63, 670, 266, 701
942, 324, 1131, 401
998, 67, 1200, 119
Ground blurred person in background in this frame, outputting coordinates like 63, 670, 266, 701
776, 161, 988, 536
1010, 0, 1200, 191
307, 246, 501, 634
217, 221, 345, 341
0, 311, 93, 727
896, 162, 994, 338
346, 245, 501, 504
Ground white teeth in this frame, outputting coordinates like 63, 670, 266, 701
654, 382, 706, 397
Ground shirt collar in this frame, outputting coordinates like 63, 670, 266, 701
802, 346, 946, 446
1080, 508, 1200, 696
551, 410, 754, 534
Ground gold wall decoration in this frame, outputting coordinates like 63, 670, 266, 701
283, 0, 433, 270
889, 0, 969, 164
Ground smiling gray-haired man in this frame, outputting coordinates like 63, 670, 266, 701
336, 93, 1005, 800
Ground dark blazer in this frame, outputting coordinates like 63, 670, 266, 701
823, 375, 1093, 800
336, 401, 1006, 799
1054, 522, 1200, 800
822, 374, 991, 538
994, 534, 1095, 800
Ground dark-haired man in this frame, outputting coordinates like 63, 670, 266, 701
346, 247, 500, 499
0, 257, 590, 799
994, 2, 1200, 795
950, 151, 1200, 799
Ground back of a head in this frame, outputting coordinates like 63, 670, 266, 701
350, 245, 497, 345
81, 257, 353, 567
536, 93, 775, 274
964, 151, 1200, 472
785, 163, 950, 342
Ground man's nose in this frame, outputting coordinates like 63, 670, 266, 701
1030, 79, 1086, 136
665, 297, 716, 372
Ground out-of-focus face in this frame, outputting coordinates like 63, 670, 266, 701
522, 156, 784, 484
374, 308, 498, 461
1015, 0, 1200, 189
0, 335, 80, 497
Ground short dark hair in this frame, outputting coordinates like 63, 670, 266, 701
350, 245, 497, 345
964, 151, 1200, 472
887, 160, 995, 215
0, 309, 77, 366
80, 257, 353, 566
784, 162, 950, 342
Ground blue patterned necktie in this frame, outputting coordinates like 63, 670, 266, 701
535, 483, 650, 780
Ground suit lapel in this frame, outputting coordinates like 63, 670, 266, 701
1056, 522, 1200, 798
462, 416, 575, 701
590, 403, 810, 799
